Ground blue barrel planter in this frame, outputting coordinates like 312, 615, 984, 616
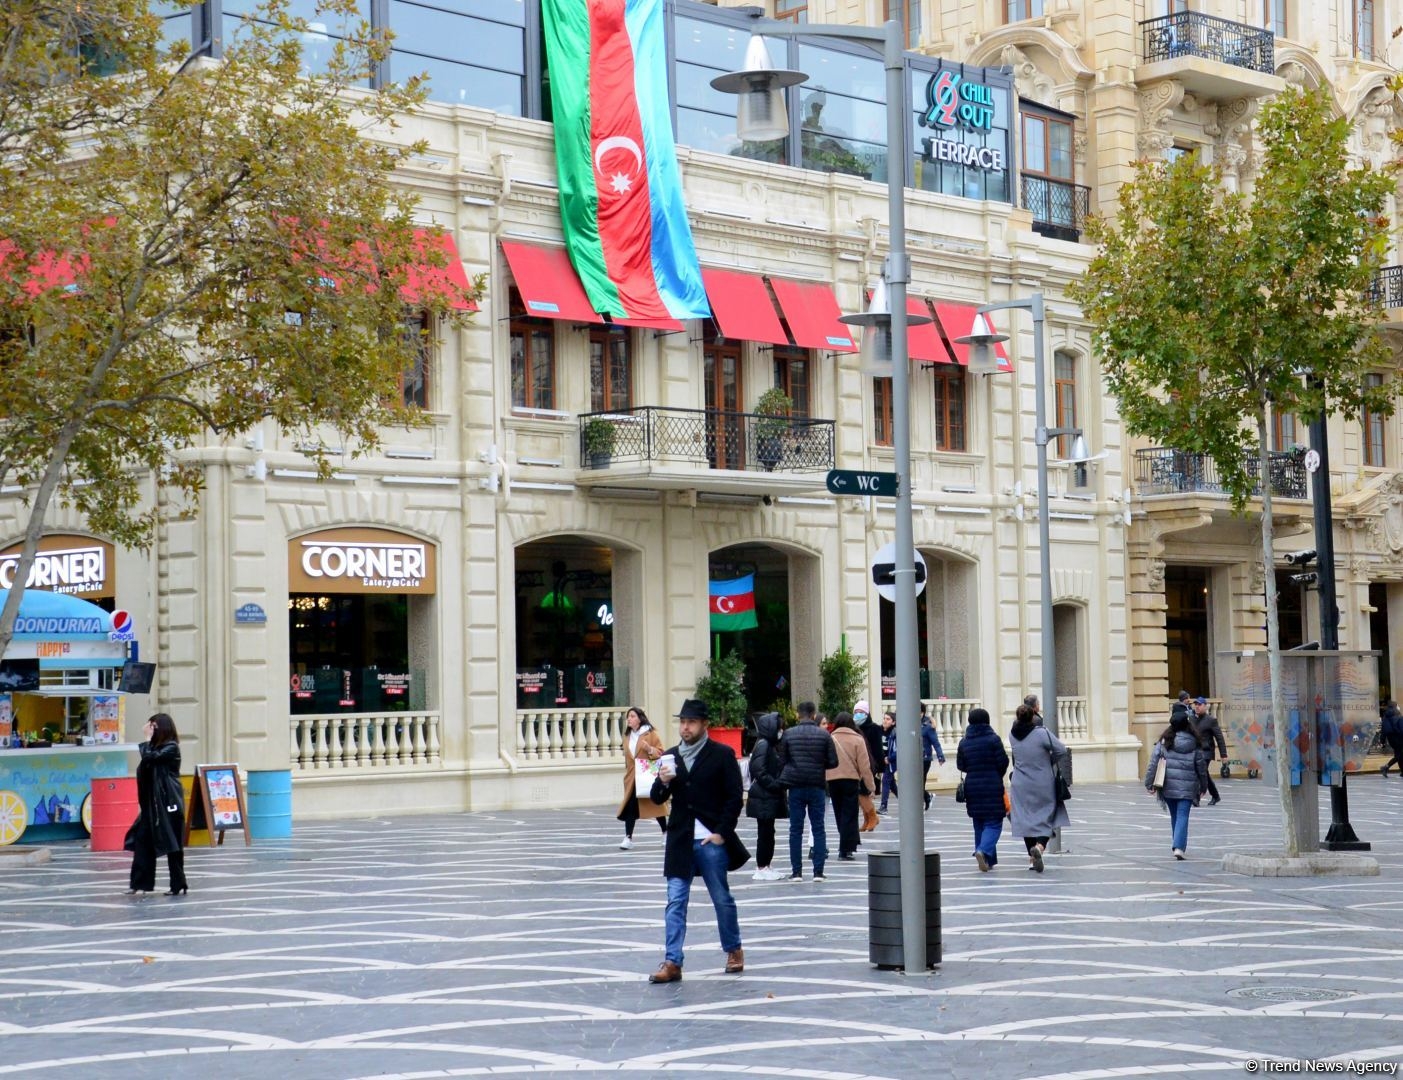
245, 769, 292, 839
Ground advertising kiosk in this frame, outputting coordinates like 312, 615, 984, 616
0, 589, 137, 845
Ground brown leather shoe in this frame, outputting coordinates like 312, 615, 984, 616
725, 947, 744, 974
648, 961, 682, 984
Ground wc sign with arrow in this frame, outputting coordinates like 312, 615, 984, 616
826, 468, 898, 497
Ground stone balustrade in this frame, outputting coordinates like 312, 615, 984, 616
291, 712, 441, 771
515, 707, 629, 761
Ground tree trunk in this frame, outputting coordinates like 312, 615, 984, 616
1258, 414, 1299, 856
0, 419, 88, 658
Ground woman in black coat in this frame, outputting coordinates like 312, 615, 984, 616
745, 711, 788, 880
955, 707, 1010, 872
124, 712, 188, 896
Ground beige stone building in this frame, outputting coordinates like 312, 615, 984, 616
7, 0, 1400, 827
805, 0, 1401, 761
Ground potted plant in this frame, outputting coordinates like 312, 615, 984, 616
582, 417, 616, 469
695, 649, 748, 757
753, 386, 793, 471
818, 644, 869, 723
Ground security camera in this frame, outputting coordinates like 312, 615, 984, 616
1284, 549, 1317, 566
1290, 571, 1319, 586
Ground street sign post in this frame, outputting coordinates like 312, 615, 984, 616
826, 469, 898, 497
871, 541, 927, 603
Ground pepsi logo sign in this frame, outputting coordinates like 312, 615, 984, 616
109, 609, 136, 641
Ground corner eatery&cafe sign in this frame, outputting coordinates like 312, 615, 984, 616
287, 527, 437, 595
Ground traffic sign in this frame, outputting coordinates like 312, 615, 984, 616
871, 541, 928, 602
826, 469, 898, 497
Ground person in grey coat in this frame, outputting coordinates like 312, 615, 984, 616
1007, 703, 1071, 873
1143, 707, 1209, 860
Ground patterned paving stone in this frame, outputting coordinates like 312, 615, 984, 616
2, 775, 1402, 1078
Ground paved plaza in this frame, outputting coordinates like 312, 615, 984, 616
2, 774, 1403, 1079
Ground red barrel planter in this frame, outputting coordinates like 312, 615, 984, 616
710, 727, 743, 758
89, 777, 137, 852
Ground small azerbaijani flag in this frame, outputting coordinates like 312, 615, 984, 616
709, 574, 758, 633
541, 0, 710, 323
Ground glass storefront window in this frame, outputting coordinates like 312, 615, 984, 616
673, 17, 787, 163
515, 541, 623, 708
289, 594, 424, 714
388, 0, 525, 114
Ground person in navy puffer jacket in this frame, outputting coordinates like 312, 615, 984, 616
1144, 704, 1209, 860
955, 707, 1009, 872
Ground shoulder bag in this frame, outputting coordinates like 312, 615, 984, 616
1048, 730, 1071, 802
954, 773, 966, 803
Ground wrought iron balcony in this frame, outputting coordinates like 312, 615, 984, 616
1134, 447, 1306, 500
578, 406, 835, 474
1021, 174, 1091, 242
1371, 265, 1403, 308
1141, 12, 1274, 72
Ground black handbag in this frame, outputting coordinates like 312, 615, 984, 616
1049, 732, 1071, 801
954, 774, 966, 803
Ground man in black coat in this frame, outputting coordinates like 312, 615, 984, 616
1190, 696, 1225, 804
777, 699, 838, 882
1380, 700, 1403, 776
647, 698, 746, 983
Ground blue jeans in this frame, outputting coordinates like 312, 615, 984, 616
880, 768, 897, 809
1166, 798, 1192, 852
664, 839, 741, 966
971, 817, 1002, 866
788, 785, 828, 875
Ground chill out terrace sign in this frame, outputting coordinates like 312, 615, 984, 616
918, 64, 1009, 178
288, 527, 437, 595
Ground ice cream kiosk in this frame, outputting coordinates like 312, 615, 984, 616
0, 588, 141, 845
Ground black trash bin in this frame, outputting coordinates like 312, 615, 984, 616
867, 850, 941, 969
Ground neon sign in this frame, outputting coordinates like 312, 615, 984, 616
922, 70, 995, 133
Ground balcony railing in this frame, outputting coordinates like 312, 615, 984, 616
579, 406, 835, 473
1141, 12, 1274, 72
1371, 265, 1403, 308
1021, 174, 1091, 242
1134, 447, 1306, 500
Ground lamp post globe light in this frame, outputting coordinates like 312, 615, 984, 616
958, 295, 1094, 848
711, 17, 931, 974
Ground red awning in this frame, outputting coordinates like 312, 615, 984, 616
501, 241, 599, 323
769, 278, 857, 353
500, 241, 681, 330
0, 240, 85, 299
906, 297, 950, 364
403, 230, 476, 311
701, 268, 789, 346
931, 301, 1012, 370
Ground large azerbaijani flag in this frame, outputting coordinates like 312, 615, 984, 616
709, 574, 758, 632
541, 0, 709, 323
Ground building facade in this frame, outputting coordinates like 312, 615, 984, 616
6, 0, 1399, 820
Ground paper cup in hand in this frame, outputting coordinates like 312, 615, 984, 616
658, 753, 676, 779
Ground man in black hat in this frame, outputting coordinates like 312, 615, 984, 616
646, 697, 747, 984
